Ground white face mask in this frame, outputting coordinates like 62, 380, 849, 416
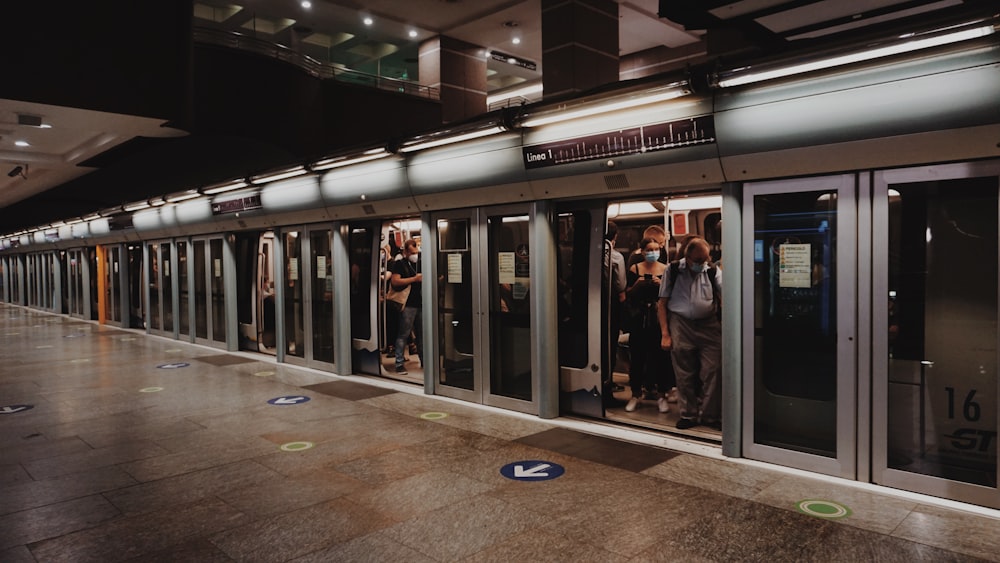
688, 261, 706, 274
408, 253, 419, 264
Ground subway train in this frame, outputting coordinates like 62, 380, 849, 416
2, 12, 999, 509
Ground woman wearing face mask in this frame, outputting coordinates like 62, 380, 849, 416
624, 238, 674, 413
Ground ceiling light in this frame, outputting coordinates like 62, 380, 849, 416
301, 1, 311, 8
124, 202, 151, 212
667, 195, 723, 211
408, 30, 418, 38
39, 124, 52, 129
311, 148, 392, 171
165, 190, 201, 203
519, 82, 691, 128
201, 180, 249, 195
398, 125, 507, 153
715, 21, 997, 88
14, 140, 29, 147
512, 37, 521, 45
363, 16, 373, 26
250, 166, 308, 184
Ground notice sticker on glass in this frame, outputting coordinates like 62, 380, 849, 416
447, 253, 462, 283
214, 259, 222, 278
512, 279, 529, 300
164, 261, 170, 277
289, 258, 299, 281
778, 243, 811, 288
316, 256, 326, 278
498, 252, 515, 284
114, 262, 119, 274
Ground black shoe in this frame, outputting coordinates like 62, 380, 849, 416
395, 366, 408, 375
676, 418, 699, 430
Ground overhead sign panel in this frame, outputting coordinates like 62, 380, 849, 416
522, 115, 715, 169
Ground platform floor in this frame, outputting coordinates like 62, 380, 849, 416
2, 304, 999, 562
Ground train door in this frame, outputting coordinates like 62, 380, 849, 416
102, 244, 127, 327
742, 175, 857, 478
192, 236, 228, 347
66, 249, 90, 319
127, 245, 145, 328
872, 161, 999, 508
176, 240, 191, 340
146, 240, 177, 338
431, 205, 539, 414
349, 218, 423, 383
47, 252, 61, 313
235, 231, 276, 354
278, 225, 336, 369
348, 221, 379, 376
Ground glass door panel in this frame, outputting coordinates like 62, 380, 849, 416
210, 239, 226, 344
349, 224, 379, 375
162, 243, 174, 334
437, 217, 476, 392
874, 163, 999, 508
178, 241, 189, 337
194, 241, 208, 340
743, 175, 856, 478
148, 243, 161, 331
432, 206, 537, 414
488, 213, 532, 402
283, 230, 304, 358
310, 229, 334, 365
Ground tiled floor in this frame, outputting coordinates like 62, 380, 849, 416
1, 304, 998, 562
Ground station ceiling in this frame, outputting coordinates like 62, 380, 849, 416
0, 0, 987, 234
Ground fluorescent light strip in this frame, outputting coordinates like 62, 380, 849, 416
201, 181, 248, 195
521, 88, 689, 128
251, 167, 308, 184
124, 202, 151, 212
718, 25, 996, 87
487, 83, 544, 107
311, 149, 391, 171
165, 191, 201, 203
399, 126, 506, 153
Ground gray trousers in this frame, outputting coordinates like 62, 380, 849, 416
668, 314, 722, 422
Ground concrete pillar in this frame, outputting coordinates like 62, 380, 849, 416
541, 0, 619, 99
419, 36, 487, 123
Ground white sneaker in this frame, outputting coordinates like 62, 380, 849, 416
625, 396, 640, 412
657, 397, 670, 413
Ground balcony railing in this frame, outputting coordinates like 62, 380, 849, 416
194, 27, 440, 100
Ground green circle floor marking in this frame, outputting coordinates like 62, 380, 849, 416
253, 370, 276, 377
166, 348, 183, 353
70, 358, 91, 364
120, 337, 136, 341
140, 387, 164, 393
420, 412, 449, 420
35, 345, 53, 349
280, 441, 314, 452
796, 499, 851, 519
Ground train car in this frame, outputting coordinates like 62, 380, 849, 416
2, 11, 999, 509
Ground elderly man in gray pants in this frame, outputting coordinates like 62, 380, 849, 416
657, 237, 722, 430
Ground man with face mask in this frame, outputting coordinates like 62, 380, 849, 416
391, 239, 423, 374
657, 236, 722, 430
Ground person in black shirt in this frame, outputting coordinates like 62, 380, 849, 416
391, 239, 422, 374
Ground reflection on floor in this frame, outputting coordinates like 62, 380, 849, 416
605, 371, 723, 442
3, 303, 999, 562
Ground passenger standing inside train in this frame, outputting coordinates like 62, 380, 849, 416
657, 237, 722, 429
392, 239, 423, 374
624, 237, 673, 413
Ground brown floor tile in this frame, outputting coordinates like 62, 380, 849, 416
290, 531, 436, 563
516, 427, 680, 472
303, 380, 399, 401
0, 495, 121, 550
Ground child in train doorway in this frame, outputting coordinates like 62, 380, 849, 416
391, 239, 423, 374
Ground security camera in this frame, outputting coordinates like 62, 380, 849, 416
7, 166, 23, 178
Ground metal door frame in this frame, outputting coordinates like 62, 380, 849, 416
429, 204, 545, 416
741, 174, 858, 479
871, 160, 1000, 508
